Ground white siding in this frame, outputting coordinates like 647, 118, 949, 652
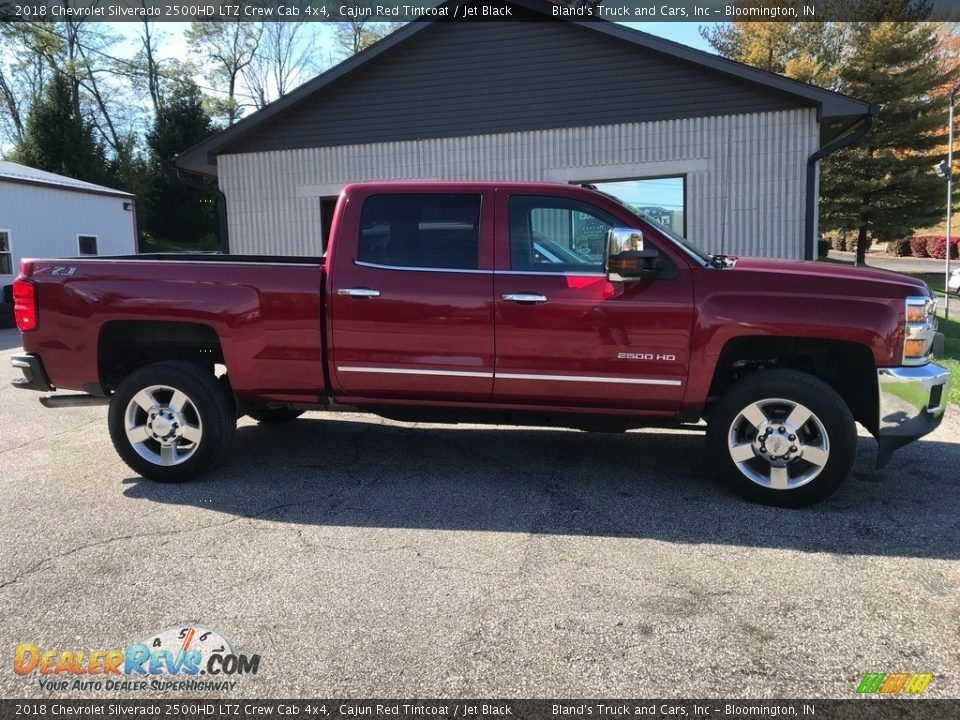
219, 109, 819, 259
0, 182, 136, 283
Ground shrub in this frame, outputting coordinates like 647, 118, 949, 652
909, 237, 930, 257
817, 240, 831, 258
926, 236, 960, 260
887, 238, 912, 257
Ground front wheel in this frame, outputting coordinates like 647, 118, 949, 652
108, 361, 236, 482
706, 369, 856, 507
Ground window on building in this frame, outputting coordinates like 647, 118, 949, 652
78, 235, 98, 256
358, 194, 481, 270
588, 176, 686, 236
0, 230, 11, 275
319, 197, 338, 255
509, 196, 617, 272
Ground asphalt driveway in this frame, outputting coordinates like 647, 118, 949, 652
828, 250, 950, 275
0, 329, 958, 698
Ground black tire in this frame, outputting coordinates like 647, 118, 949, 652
246, 407, 304, 424
108, 361, 236, 482
706, 369, 856, 508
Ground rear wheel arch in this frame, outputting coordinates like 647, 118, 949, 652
98, 320, 226, 393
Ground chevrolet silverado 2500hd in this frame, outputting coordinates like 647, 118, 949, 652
9, 182, 951, 506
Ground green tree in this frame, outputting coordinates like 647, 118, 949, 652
12, 73, 111, 185
242, 22, 321, 109
186, 20, 262, 124
1, 21, 141, 167
704, 4, 948, 264
334, 4, 402, 58
820, 22, 951, 265
139, 78, 219, 249
701, 20, 848, 87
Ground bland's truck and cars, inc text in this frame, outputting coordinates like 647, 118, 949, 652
9, 181, 951, 507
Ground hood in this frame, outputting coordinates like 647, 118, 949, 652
728, 257, 930, 298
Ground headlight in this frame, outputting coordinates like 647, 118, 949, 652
903, 295, 937, 365
906, 302, 931, 323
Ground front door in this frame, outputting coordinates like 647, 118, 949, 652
329, 188, 496, 401
493, 191, 694, 411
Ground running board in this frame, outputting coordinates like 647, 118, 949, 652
40, 394, 110, 408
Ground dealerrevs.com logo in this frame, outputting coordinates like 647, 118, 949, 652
13, 624, 261, 692
856, 672, 933, 695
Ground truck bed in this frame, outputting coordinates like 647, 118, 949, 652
84, 253, 323, 265
17, 254, 328, 403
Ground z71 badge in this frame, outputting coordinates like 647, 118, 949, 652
33, 266, 78, 276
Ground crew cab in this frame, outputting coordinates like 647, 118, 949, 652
9, 182, 951, 506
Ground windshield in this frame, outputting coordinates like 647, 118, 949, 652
632, 208, 713, 266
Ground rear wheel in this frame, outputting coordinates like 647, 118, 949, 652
108, 361, 236, 482
706, 369, 856, 507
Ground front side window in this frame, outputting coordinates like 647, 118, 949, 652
0, 230, 11, 274
358, 194, 481, 270
78, 235, 98, 256
586, 176, 710, 265
509, 196, 617, 273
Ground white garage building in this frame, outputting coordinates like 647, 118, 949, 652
176, 0, 874, 261
0, 160, 137, 287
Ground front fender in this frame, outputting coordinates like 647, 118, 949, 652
685, 290, 902, 408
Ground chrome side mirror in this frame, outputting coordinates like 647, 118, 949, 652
605, 228, 663, 282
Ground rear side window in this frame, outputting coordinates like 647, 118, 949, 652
358, 194, 481, 270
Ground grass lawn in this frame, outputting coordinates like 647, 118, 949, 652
823, 260, 959, 404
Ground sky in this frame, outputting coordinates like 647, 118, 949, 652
114, 20, 716, 67
112, 20, 717, 117
103, 21, 716, 211
627, 22, 714, 50
0, 20, 719, 160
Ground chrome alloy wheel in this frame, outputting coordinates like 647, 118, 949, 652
124, 384, 203, 466
726, 398, 830, 491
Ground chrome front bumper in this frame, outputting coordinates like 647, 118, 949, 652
876, 363, 951, 467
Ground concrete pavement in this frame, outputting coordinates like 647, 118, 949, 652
0, 331, 958, 699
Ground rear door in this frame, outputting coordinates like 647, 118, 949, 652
493, 189, 694, 411
328, 187, 495, 400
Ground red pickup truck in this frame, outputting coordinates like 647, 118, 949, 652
9, 182, 951, 506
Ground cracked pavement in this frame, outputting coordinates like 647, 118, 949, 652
0, 327, 958, 698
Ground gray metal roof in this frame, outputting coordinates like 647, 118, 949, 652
0, 160, 134, 198
176, 0, 875, 176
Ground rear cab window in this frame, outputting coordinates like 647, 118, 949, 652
358, 194, 482, 270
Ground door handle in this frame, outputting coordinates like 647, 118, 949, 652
338, 288, 381, 298
502, 293, 547, 304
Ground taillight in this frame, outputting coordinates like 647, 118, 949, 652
13, 278, 37, 332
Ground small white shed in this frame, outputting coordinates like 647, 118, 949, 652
0, 160, 136, 287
